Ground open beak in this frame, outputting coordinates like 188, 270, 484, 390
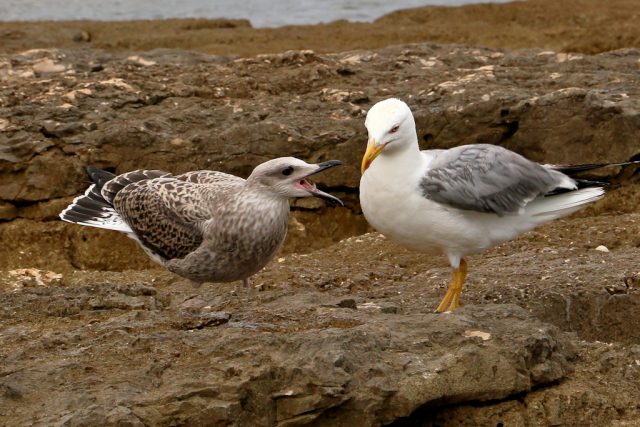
361, 139, 384, 174
297, 160, 344, 206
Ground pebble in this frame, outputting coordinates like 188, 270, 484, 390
463, 330, 491, 341
72, 31, 91, 42
63, 88, 93, 101
356, 301, 399, 313
127, 55, 157, 67
32, 58, 66, 74
595, 245, 610, 253
336, 298, 357, 309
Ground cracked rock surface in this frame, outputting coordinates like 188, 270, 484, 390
1, 45, 639, 271
1, 215, 640, 425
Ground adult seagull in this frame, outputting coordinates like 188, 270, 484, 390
359, 98, 631, 312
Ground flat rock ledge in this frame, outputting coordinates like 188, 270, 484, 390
0, 279, 572, 426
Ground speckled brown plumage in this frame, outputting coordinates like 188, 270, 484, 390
60, 157, 342, 287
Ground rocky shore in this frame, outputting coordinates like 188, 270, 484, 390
1, 1, 640, 425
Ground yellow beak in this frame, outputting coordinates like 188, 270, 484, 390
361, 139, 384, 174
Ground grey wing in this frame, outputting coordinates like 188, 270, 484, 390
113, 178, 213, 260
420, 144, 573, 216
177, 170, 245, 185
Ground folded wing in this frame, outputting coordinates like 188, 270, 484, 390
420, 144, 576, 216
61, 167, 246, 262
113, 172, 245, 261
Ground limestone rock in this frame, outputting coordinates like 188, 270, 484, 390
0, 46, 638, 204
0, 45, 638, 270
0, 280, 575, 426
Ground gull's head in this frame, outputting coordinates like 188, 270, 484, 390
361, 98, 416, 174
248, 157, 343, 205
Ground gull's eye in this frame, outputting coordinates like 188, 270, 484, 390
390, 124, 400, 133
282, 166, 294, 176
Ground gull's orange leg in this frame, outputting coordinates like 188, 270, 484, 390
435, 258, 468, 313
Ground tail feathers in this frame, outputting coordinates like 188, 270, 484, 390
59, 184, 133, 233
527, 187, 605, 218
547, 177, 607, 195
61, 166, 171, 232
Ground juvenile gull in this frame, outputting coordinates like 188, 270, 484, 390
360, 98, 634, 312
60, 157, 343, 289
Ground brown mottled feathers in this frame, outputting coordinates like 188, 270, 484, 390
101, 170, 172, 205
176, 170, 244, 185
107, 170, 244, 261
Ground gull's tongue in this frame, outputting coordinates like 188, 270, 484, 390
297, 177, 344, 206
300, 179, 317, 192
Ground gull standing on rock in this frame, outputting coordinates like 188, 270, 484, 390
60, 157, 343, 289
359, 98, 633, 312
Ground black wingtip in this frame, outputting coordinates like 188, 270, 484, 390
552, 160, 640, 175
86, 166, 116, 189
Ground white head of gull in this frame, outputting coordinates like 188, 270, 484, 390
359, 98, 614, 312
60, 157, 342, 290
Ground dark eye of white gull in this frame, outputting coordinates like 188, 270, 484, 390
281, 166, 294, 176
390, 124, 400, 133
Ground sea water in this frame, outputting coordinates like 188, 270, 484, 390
1, 0, 514, 27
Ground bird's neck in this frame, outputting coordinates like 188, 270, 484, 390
243, 183, 289, 205
372, 139, 424, 180
235, 185, 290, 229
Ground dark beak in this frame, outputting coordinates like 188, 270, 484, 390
304, 160, 344, 206
310, 160, 343, 175
309, 188, 344, 206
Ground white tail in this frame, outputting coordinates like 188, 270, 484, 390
526, 187, 605, 219
59, 185, 133, 233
